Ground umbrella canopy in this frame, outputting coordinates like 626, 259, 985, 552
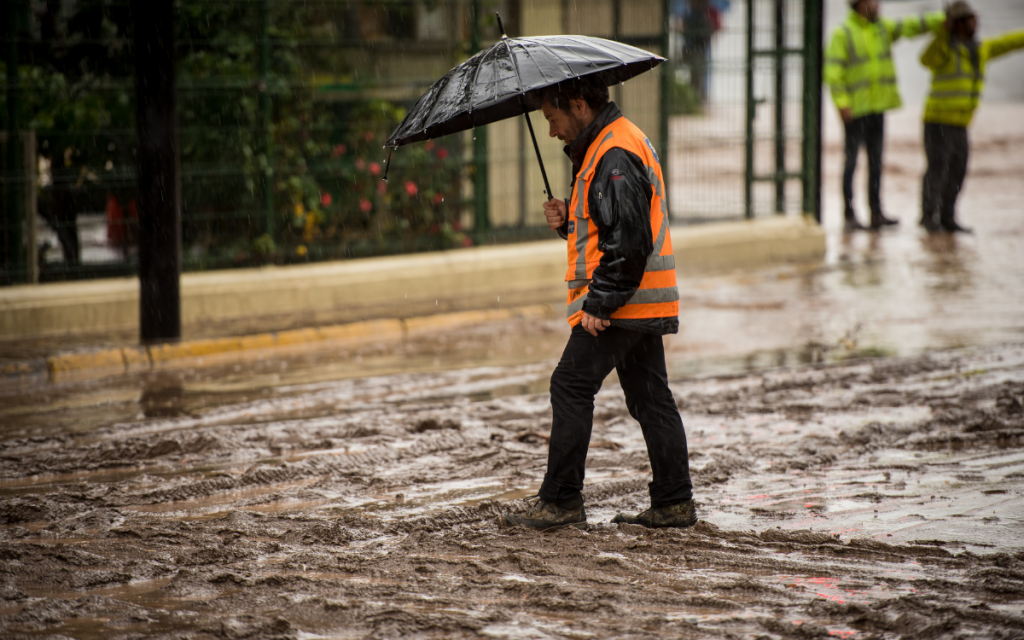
385, 35, 665, 148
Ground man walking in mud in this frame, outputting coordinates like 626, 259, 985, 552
504, 76, 696, 531
824, 0, 945, 231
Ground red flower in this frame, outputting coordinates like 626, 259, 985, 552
370, 162, 381, 176
359, 198, 372, 213
404, 181, 418, 197
425, 140, 435, 151
364, 131, 375, 142
431, 192, 444, 205
429, 223, 440, 234
321, 192, 332, 206
452, 220, 461, 231
436, 148, 449, 160
355, 158, 366, 170
332, 144, 347, 157
461, 236, 473, 247
377, 181, 387, 195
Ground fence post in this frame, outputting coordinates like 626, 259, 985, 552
660, 0, 671, 222
4, 0, 27, 282
133, 0, 182, 342
744, 0, 755, 219
471, 0, 490, 236
24, 131, 36, 283
801, 0, 823, 221
774, 0, 785, 214
260, 0, 275, 240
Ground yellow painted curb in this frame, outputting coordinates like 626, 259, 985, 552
48, 349, 126, 375
41, 304, 555, 381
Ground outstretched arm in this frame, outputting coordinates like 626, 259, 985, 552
886, 10, 945, 43
984, 29, 1024, 62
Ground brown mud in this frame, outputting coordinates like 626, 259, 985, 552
2, 330, 1023, 639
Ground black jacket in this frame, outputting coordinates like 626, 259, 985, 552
557, 102, 678, 335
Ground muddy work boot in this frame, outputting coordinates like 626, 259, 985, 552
611, 499, 698, 529
504, 497, 587, 531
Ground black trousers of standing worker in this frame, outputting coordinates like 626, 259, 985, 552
843, 113, 885, 222
538, 324, 693, 508
922, 122, 969, 228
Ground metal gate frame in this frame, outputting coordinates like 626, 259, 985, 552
743, 0, 823, 221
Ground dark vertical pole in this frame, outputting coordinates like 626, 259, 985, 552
744, 0, 755, 219
5, 0, 26, 282
660, 0, 671, 221
133, 0, 181, 342
260, 0, 274, 239
801, 0, 823, 221
774, 0, 785, 214
612, 0, 623, 105
471, 0, 489, 235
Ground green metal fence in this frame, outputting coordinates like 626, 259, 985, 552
665, 0, 821, 222
1, 0, 820, 286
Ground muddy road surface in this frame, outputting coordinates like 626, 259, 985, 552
1, 321, 1023, 640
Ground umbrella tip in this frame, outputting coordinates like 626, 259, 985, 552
495, 12, 507, 38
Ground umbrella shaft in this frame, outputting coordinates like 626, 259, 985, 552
523, 111, 554, 202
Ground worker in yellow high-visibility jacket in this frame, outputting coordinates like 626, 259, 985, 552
920, 1, 1024, 233
824, 0, 944, 232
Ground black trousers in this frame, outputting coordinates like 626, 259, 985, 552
843, 113, 885, 221
922, 122, 969, 227
539, 324, 693, 508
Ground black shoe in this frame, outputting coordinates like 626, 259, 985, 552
505, 497, 587, 531
941, 220, 973, 234
869, 213, 899, 229
844, 218, 867, 232
611, 499, 698, 529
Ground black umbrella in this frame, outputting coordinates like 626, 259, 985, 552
384, 16, 664, 201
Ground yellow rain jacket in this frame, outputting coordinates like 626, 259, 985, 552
922, 28, 1024, 128
825, 9, 945, 118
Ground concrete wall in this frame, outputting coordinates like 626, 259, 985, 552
0, 216, 824, 342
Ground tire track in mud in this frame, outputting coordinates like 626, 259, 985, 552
118, 431, 471, 506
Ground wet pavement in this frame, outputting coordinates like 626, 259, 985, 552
2, 106, 1024, 639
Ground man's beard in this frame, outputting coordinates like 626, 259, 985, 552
564, 113, 588, 144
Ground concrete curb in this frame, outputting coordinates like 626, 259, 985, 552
0, 216, 825, 343
9, 305, 553, 384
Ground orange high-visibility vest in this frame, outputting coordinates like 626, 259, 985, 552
566, 117, 678, 327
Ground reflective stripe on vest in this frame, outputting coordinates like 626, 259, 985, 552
564, 117, 678, 325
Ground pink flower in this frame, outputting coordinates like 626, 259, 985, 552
359, 198, 372, 213
404, 181, 418, 197
377, 181, 387, 195
436, 148, 449, 160
332, 144, 347, 157
321, 192, 332, 206
432, 192, 444, 205
370, 162, 381, 176
355, 158, 366, 170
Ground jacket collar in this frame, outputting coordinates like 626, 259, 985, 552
565, 101, 623, 174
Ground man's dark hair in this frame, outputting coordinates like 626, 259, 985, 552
528, 74, 610, 113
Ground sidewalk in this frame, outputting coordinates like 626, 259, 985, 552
0, 215, 824, 381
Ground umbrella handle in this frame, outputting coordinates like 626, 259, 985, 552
523, 110, 554, 202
